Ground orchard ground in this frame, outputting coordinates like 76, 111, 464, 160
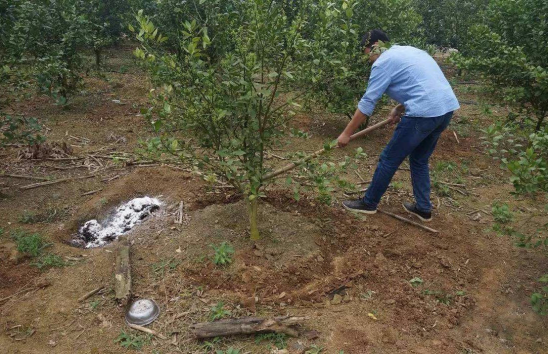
0, 45, 547, 353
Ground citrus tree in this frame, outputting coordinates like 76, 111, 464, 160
452, 0, 548, 195
412, 0, 489, 48
133, 0, 334, 240
295, 0, 422, 123
2, 0, 131, 104
453, 0, 548, 131
4, 0, 92, 104
132, 0, 368, 239
79, 0, 131, 66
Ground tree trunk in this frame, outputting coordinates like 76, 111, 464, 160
535, 112, 545, 132
249, 198, 260, 240
94, 48, 101, 67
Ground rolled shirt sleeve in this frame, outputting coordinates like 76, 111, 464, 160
357, 65, 392, 116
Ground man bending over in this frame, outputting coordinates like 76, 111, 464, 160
337, 30, 459, 222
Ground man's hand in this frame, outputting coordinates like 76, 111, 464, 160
388, 104, 405, 124
337, 108, 368, 148
337, 132, 351, 148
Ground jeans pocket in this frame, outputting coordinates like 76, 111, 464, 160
415, 117, 439, 134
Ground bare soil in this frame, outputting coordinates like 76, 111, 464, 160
0, 46, 547, 354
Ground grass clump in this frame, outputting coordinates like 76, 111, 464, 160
211, 242, 234, 266
11, 230, 49, 257
492, 202, 513, 224
10, 229, 64, 269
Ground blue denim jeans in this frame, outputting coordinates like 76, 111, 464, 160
363, 111, 453, 212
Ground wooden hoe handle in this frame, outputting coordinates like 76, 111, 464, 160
263, 118, 391, 181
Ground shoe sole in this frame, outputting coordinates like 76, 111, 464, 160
402, 203, 432, 222
343, 203, 377, 215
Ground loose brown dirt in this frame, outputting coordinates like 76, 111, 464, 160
1, 46, 547, 354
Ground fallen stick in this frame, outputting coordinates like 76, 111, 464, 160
264, 118, 391, 181
82, 188, 102, 196
453, 131, 460, 144
127, 323, 167, 340
40, 157, 85, 161
78, 286, 104, 302
378, 209, 439, 233
190, 316, 308, 339
0, 174, 51, 181
41, 163, 88, 170
439, 181, 466, 187
114, 236, 131, 305
102, 174, 121, 182
0, 287, 34, 304
446, 185, 468, 195
20, 173, 97, 190
0, 280, 51, 305
266, 152, 288, 160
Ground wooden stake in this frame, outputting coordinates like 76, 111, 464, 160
264, 118, 391, 181
114, 236, 131, 305
378, 209, 439, 233
190, 316, 308, 339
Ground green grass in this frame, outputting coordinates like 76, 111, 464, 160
89, 300, 102, 310
211, 242, 234, 266
390, 181, 404, 190
115, 331, 151, 350
151, 258, 180, 276
32, 253, 65, 269
202, 337, 222, 352
11, 230, 49, 257
10, 229, 64, 269
409, 277, 423, 287
255, 333, 288, 349
422, 289, 453, 305
492, 202, 513, 224
209, 302, 231, 321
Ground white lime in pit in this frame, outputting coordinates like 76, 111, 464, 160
72, 196, 161, 248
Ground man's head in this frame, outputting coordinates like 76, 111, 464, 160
361, 29, 390, 63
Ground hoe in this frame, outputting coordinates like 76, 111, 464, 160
265, 118, 439, 233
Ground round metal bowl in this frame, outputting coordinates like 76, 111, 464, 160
125, 299, 160, 326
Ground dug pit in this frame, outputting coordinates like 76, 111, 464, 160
71, 196, 161, 248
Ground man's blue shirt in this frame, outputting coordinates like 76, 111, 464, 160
357, 45, 460, 118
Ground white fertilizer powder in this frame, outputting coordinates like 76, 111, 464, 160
72, 196, 161, 248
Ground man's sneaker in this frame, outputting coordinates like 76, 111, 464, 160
402, 202, 432, 222
342, 200, 377, 214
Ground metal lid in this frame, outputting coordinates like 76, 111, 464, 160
125, 299, 160, 326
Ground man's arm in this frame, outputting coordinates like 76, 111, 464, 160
338, 65, 392, 148
337, 109, 368, 147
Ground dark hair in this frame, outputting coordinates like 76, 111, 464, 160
360, 29, 390, 48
